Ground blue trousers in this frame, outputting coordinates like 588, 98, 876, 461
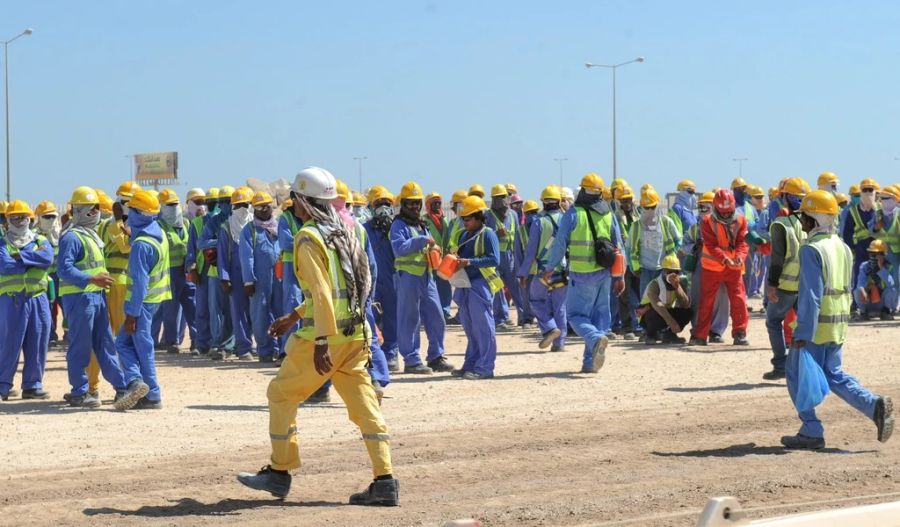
194, 274, 212, 350
281, 266, 302, 337
519, 276, 536, 324
374, 273, 398, 361
62, 292, 126, 396
492, 250, 524, 324
366, 305, 390, 387
0, 294, 51, 395
228, 281, 253, 355
854, 287, 898, 314
786, 342, 878, 438
116, 302, 162, 401
151, 304, 164, 346
765, 289, 797, 371
162, 268, 197, 347
208, 275, 234, 350
435, 274, 452, 319
455, 279, 497, 376
250, 278, 281, 359
395, 271, 445, 366
566, 272, 612, 370
529, 279, 567, 347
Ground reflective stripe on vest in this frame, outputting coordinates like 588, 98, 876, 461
125, 235, 172, 304
771, 214, 806, 292
59, 231, 107, 296
100, 218, 130, 283
473, 228, 504, 295
163, 220, 189, 268
848, 205, 872, 245
488, 209, 515, 252
425, 215, 448, 252
0, 235, 49, 297
281, 213, 301, 263
569, 207, 613, 273
807, 233, 852, 345
393, 222, 428, 276
532, 212, 562, 275
700, 215, 746, 273
628, 216, 678, 272
875, 213, 900, 253
640, 274, 678, 307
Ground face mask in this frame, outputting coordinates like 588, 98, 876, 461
126, 209, 153, 230
882, 198, 897, 214
8, 216, 29, 229
161, 204, 183, 226
861, 191, 876, 208
38, 216, 57, 232
698, 205, 712, 216
785, 195, 803, 212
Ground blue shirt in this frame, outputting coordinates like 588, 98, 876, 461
841, 205, 875, 253
0, 235, 54, 278
518, 211, 561, 278
365, 220, 396, 284
124, 222, 163, 317
217, 224, 243, 283
57, 231, 96, 290
240, 224, 279, 285
671, 203, 697, 235
277, 213, 301, 257
390, 219, 430, 261
856, 260, 895, 293
457, 227, 500, 282
546, 205, 624, 279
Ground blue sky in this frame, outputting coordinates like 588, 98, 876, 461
3, 1, 900, 206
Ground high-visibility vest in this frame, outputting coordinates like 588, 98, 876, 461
281, 212, 301, 263
568, 207, 613, 273
518, 214, 533, 257
162, 220, 190, 268
667, 209, 683, 236
464, 228, 504, 295
806, 232, 852, 345
873, 213, 900, 254
393, 221, 429, 276
488, 209, 516, 252
448, 218, 464, 252
700, 214, 747, 273
628, 216, 679, 272
0, 235, 49, 297
98, 218, 130, 285
190, 216, 217, 278
425, 214, 448, 253
125, 235, 172, 304
531, 211, 563, 275
59, 231, 107, 296
770, 214, 806, 292
295, 222, 366, 344
848, 205, 877, 244
640, 273, 682, 307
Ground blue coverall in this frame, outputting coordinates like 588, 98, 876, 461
485, 208, 524, 325
161, 220, 197, 348
455, 228, 500, 376
186, 215, 212, 352
200, 204, 235, 351
518, 212, 567, 348
361, 227, 390, 387
365, 219, 398, 361
218, 223, 253, 356
240, 223, 282, 359
277, 212, 303, 340
842, 205, 876, 311
854, 260, 897, 314
515, 211, 540, 325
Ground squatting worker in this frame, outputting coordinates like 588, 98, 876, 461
238, 166, 399, 506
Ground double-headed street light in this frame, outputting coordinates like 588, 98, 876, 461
733, 157, 749, 178
585, 56, 643, 181
3, 27, 33, 202
553, 157, 568, 186
353, 156, 367, 193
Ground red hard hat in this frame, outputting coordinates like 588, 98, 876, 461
714, 189, 736, 215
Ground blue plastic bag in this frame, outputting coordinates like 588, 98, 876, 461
796, 347, 830, 413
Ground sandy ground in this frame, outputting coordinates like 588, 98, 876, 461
1, 298, 899, 527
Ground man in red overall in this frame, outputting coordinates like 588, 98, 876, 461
690, 189, 750, 346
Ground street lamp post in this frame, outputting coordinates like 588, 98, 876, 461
353, 156, 367, 193
586, 56, 643, 181
3, 28, 33, 202
553, 157, 568, 186
732, 157, 748, 178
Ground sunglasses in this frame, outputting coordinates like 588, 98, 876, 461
862, 188, 876, 193
40, 214, 56, 220
461, 215, 477, 222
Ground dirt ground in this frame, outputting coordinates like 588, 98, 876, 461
1, 298, 899, 527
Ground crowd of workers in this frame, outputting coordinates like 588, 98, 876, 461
0, 167, 894, 502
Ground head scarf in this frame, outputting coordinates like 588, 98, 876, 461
229, 206, 252, 243
333, 198, 355, 229
5, 215, 35, 248
253, 205, 279, 237
186, 201, 206, 220
126, 209, 161, 242
640, 206, 660, 228
807, 211, 836, 237
37, 214, 61, 246
62, 205, 104, 248
860, 191, 876, 211
675, 189, 697, 211
882, 197, 897, 215
160, 203, 184, 229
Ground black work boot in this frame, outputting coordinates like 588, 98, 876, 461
427, 356, 455, 373
22, 389, 50, 400
114, 380, 150, 411
349, 478, 400, 506
304, 385, 331, 404
68, 393, 102, 408
875, 396, 894, 443
762, 369, 786, 381
237, 466, 291, 499
780, 433, 825, 450
733, 332, 749, 346
708, 332, 724, 344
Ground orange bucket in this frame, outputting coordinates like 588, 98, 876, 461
610, 250, 626, 277
427, 247, 442, 269
436, 253, 460, 280
870, 286, 881, 304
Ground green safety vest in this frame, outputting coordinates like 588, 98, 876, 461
628, 216, 678, 272
281, 212, 301, 263
770, 214, 806, 292
518, 215, 533, 256
448, 218, 464, 252
425, 215, 449, 253
125, 235, 172, 304
667, 209, 683, 237
295, 222, 366, 344
569, 207, 613, 273
848, 204, 877, 244
98, 218, 130, 285
0, 235, 49, 297
470, 228, 504, 295
162, 220, 190, 268
805, 232, 852, 345
393, 221, 429, 276
59, 231, 107, 296
190, 216, 217, 278
640, 274, 687, 306
873, 213, 900, 253
531, 211, 563, 275
488, 209, 516, 252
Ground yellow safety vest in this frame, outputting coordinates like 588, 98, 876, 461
393, 221, 429, 276
281, 212, 301, 263
0, 235, 49, 297
628, 216, 679, 272
163, 220, 190, 268
59, 231, 107, 296
771, 214, 806, 292
806, 232, 852, 345
470, 228, 504, 295
125, 235, 172, 304
569, 207, 613, 273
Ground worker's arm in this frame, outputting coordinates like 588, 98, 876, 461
217, 227, 231, 282
467, 229, 501, 269
667, 216, 683, 251
199, 216, 220, 251
767, 222, 788, 287
277, 215, 295, 255
390, 221, 429, 257
0, 239, 26, 274
517, 219, 543, 278
20, 237, 55, 269
57, 233, 91, 288
645, 279, 680, 329
793, 245, 824, 344
185, 221, 199, 272
239, 225, 256, 285
123, 240, 156, 316
294, 235, 338, 339
106, 220, 131, 254
545, 208, 575, 271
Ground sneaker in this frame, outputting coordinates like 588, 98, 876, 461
451, 368, 466, 378
539, 328, 561, 350
403, 363, 433, 374
588, 335, 609, 373
462, 371, 493, 380
166, 345, 180, 354
445, 316, 462, 326
132, 396, 163, 410
349, 478, 400, 506
550, 344, 565, 353
22, 389, 50, 400
113, 380, 150, 411
733, 333, 749, 346
762, 369, 786, 380
780, 433, 825, 450
875, 396, 894, 443
210, 349, 226, 361
304, 386, 330, 404
708, 333, 724, 344
386, 357, 399, 372
236, 352, 254, 361
881, 310, 895, 321
427, 356, 455, 373
688, 337, 707, 346
622, 332, 637, 341
68, 393, 102, 408
237, 465, 292, 499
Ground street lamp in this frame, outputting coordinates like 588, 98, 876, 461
553, 157, 568, 186
353, 156, 367, 193
3, 28, 33, 202
585, 56, 643, 181
732, 157, 748, 178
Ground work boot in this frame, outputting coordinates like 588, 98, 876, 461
780, 433, 825, 450
210, 349, 226, 361
733, 332, 749, 346
450, 368, 466, 378
386, 357, 399, 372
166, 345, 180, 354
68, 393, 102, 408
373, 383, 385, 406
462, 371, 493, 380
237, 465, 291, 499
445, 315, 461, 326
660, 331, 686, 345
850, 309, 862, 322
762, 369, 786, 380
258, 355, 277, 364
587, 335, 609, 373
196, 347, 210, 356
190, 347, 201, 356
427, 356, 455, 373
550, 344, 565, 353
622, 332, 637, 341
349, 478, 400, 506
644, 333, 661, 346
606, 332, 619, 341
881, 309, 895, 321
114, 380, 150, 411
236, 352, 254, 361
496, 320, 514, 332
875, 396, 894, 443
132, 396, 163, 410
688, 336, 707, 346
22, 389, 50, 400
861, 311, 873, 321
403, 363, 433, 374
708, 332, 724, 344
304, 385, 331, 404
539, 328, 561, 350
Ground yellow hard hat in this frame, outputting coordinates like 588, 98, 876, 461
425, 191, 442, 204
781, 177, 808, 197
366, 185, 387, 204
677, 179, 696, 192
158, 188, 180, 205
748, 184, 765, 198
468, 184, 485, 198
880, 185, 900, 201
186, 187, 206, 201
99, 192, 113, 215
768, 186, 780, 200
868, 239, 888, 254
731, 177, 747, 190
5, 199, 33, 218
817, 171, 839, 186
459, 195, 488, 217
252, 191, 274, 207
230, 186, 254, 205
71, 186, 100, 206
698, 191, 715, 204
640, 188, 660, 208
206, 187, 220, 200
128, 190, 161, 215
848, 183, 860, 196
451, 189, 468, 204
281, 198, 293, 211
398, 181, 424, 201
800, 189, 839, 216
371, 188, 393, 204
352, 191, 368, 206
834, 192, 850, 206
640, 183, 655, 194
523, 199, 540, 213
506, 183, 518, 195
618, 186, 635, 201
0, 201, 7, 214
116, 181, 141, 199
34, 200, 58, 217
610, 178, 628, 197
490, 184, 509, 198
335, 179, 351, 202
540, 185, 562, 202
580, 172, 604, 194
146, 190, 160, 200
602, 187, 613, 201
661, 253, 681, 271
218, 185, 236, 198
860, 178, 881, 191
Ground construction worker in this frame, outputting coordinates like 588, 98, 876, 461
689, 189, 750, 346
352, 191, 371, 223
763, 178, 808, 380
364, 188, 400, 372
509, 192, 524, 223
424, 192, 454, 323
200, 185, 236, 355
870, 185, 900, 294
640, 254, 691, 345
238, 167, 398, 505
515, 199, 541, 331
185, 188, 219, 355
628, 187, 682, 298
446, 189, 469, 253
97, 191, 114, 221
0, 201, 7, 235
613, 185, 640, 340
156, 189, 197, 354
854, 239, 897, 320
485, 184, 524, 329
782, 190, 894, 450
560, 187, 575, 211
545, 173, 625, 373
391, 181, 454, 374
451, 196, 503, 379
686, 191, 730, 344
731, 177, 750, 217
746, 184, 769, 298
240, 191, 282, 362
468, 184, 486, 199
0, 200, 54, 401
184, 187, 207, 221
518, 186, 567, 351
217, 186, 255, 360
817, 171, 839, 194
34, 201, 62, 346
843, 178, 881, 320
58, 187, 147, 408
115, 190, 171, 410
668, 179, 697, 238
278, 193, 304, 344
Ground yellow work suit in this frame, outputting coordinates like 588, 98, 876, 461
267, 229, 392, 476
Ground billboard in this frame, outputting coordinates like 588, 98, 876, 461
134, 152, 178, 184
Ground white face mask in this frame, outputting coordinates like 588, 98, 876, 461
228, 206, 252, 243
861, 191, 876, 209
883, 197, 897, 214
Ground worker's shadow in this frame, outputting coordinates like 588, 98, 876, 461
652, 442, 877, 458
83, 497, 341, 518
664, 382, 783, 393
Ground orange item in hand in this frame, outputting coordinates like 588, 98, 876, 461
427, 247, 442, 269
610, 250, 626, 277
275, 259, 284, 280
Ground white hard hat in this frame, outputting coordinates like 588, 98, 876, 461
292, 167, 338, 200
561, 186, 575, 200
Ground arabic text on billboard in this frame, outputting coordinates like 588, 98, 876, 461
135, 152, 178, 182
